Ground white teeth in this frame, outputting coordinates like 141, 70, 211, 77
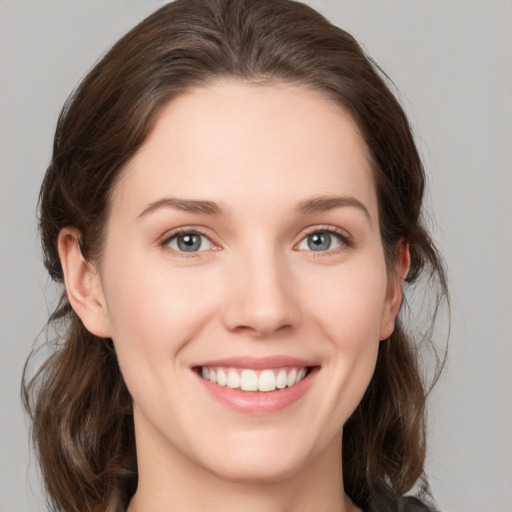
276, 369, 288, 389
286, 368, 297, 387
227, 369, 240, 389
258, 370, 276, 392
217, 369, 227, 386
240, 370, 258, 391
200, 366, 309, 392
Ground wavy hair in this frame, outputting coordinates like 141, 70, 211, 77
22, 1, 448, 511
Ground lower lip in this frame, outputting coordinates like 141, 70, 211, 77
194, 368, 318, 414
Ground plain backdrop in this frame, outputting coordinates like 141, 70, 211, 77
1, 1, 511, 511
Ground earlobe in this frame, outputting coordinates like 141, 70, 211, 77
379, 240, 410, 340
58, 228, 111, 338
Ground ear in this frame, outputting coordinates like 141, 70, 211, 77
58, 228, 111, 338
379, 239, 410, 341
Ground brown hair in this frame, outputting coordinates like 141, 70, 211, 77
22, 1, 448, 511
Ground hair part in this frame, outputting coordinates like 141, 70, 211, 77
23, 1, 448, 511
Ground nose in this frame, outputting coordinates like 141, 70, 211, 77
221, 247, 299, 337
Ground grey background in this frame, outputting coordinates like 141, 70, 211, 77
1, 1, 511, 511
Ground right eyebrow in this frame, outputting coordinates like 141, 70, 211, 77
137, 197, 225, 219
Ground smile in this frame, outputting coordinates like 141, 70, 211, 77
192, 356, 318, 413
199, 366, 309, 392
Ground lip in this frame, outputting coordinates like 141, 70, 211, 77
192, 356, 319, 415
193, 355, 317, 370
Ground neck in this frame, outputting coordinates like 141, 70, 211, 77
128, 424, 358, 512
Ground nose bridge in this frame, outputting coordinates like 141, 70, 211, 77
222, 236, 298, 336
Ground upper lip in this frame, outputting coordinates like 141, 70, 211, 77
193, 355, 318, 369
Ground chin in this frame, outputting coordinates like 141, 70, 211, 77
202, 453, 306, 486
190, 428, 323, 486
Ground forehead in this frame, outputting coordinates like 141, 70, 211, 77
113, 81, 377, 220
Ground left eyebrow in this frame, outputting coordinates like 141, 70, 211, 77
294, 195, 371, 220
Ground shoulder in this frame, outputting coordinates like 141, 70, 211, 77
365, 489, 440, 512
401, 495, 440, 512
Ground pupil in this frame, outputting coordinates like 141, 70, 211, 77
178, 234, 201, 252
308, 232, 331, 251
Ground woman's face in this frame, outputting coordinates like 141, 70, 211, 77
90, 82, 403, 484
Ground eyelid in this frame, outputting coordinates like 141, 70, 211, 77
158, 224, 352, 255
295, 225, 352, 252
159, 227, 220, 254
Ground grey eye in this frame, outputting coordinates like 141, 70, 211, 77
298, 231, 343, 252
168, 233, 212, 252
308, 232, 331, 251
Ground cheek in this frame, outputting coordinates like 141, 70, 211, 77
304, 259, 389, 341
304, 259, 387, 397
102, 260, 219, 422
103, 257, 217, 364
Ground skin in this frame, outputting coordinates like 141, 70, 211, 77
59, 81, 409, 512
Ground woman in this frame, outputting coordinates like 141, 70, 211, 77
23, 0, 447, 511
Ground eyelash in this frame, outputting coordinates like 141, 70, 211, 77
297, 226, 352, 255
160, 228, 217, 257
159, 226, 352, 256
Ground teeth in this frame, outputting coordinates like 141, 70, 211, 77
200, 366, 309, 392
286, 368, 297, 387
217, 369, 227, 386
258, 370, 276, 392
276, 369, 287, 389
240, 370, 258, 391
227, 370, 240, 389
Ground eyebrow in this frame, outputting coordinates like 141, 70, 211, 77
294, 195, 371, 220
137, 194, 370, 220
137, 197, 225, 219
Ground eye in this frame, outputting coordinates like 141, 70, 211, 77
297, 229, 346, 252
165, 232, 213, 253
